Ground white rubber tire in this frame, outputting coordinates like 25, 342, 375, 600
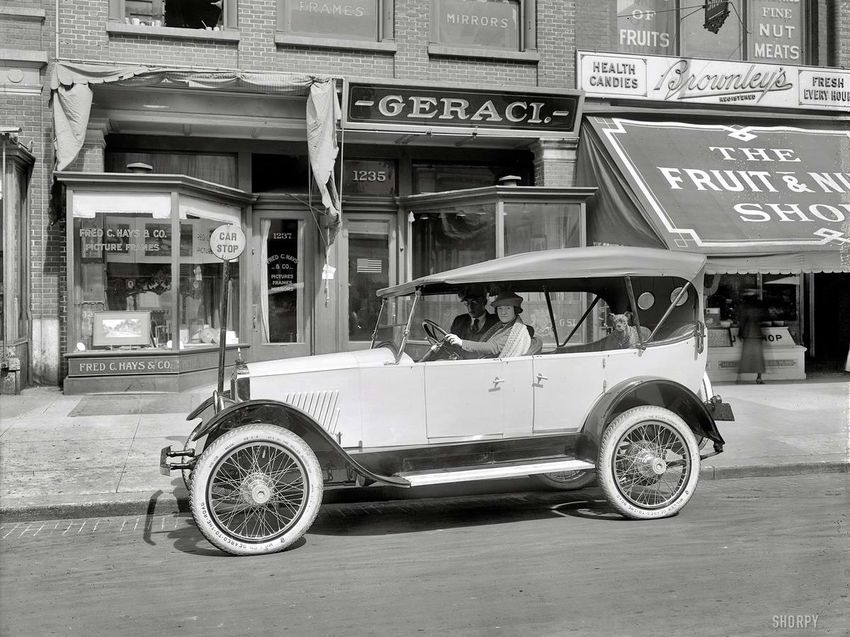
191, 424, 323, 556
598, 406, 700, 520
532, 470, 597, 491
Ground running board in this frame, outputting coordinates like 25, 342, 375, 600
396, 458, 595, 487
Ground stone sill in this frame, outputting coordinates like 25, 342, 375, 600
0, 7, 45, 20
107, 21, 241, 43
274, 33, 397, 53
0, 48, 48, 66
427, 44, 540, 63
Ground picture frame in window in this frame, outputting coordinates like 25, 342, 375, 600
92, 310, 152, 348
79, 217, 105, 263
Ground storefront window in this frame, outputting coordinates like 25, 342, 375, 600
178, 216, 241, 349
705, 273, 800, 342
71, 193, 242, 352
434, 0, 521, 51
503, 201, 582, 256
411, 205, 496, 277
74, 211, 175, 351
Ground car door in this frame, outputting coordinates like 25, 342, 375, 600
424, 357, 533, 441
532, 352, 604, 432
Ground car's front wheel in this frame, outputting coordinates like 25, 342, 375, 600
597, 406, 700, 519
190, 424, 323, 555
532, 470, 596, 491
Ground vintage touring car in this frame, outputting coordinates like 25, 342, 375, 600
161, 246, 732, 555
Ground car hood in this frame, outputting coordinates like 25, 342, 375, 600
246, 347, 396, 378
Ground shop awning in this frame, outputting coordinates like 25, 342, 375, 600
50, 61, 342, 241
577, 116, 850, 273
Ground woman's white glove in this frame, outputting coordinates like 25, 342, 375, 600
445, 334, 462, 347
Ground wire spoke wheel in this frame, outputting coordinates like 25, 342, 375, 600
207, 441, 308, 542
191, 424, 323, 555
598, 406, 700, 520
612, 421, 689, 509
533, 469, 597, 491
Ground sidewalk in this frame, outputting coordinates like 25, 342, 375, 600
1, 378, 848, 521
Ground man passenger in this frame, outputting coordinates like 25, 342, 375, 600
449, 287, 499, 342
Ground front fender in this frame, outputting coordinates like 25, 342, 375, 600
576, 377, 726, 462
190, 399, 410, 488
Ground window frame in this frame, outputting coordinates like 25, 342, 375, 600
108, 0, 240, 41
609, 0, 811, 66
429, 0, 539, 62
274, 0, 397, 53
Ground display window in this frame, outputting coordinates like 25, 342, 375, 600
503, 201, 582, 256
70, 189, 243, 353
411, 203, 496, 277
705, 273, 801, 342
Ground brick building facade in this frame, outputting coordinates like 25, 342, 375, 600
1, 0, 848, 392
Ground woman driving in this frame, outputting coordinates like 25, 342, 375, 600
445, 292, 531, 358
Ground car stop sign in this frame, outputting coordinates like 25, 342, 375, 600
210, 224, 246, 261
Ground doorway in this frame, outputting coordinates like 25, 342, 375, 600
809, 273, 850, 374
341, 215, 397, 350
252, 208, 314, 360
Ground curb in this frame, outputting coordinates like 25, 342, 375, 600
1, 461, 847, 522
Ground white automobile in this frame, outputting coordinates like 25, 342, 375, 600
162, 246, 732, 555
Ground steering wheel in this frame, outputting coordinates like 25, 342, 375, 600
422, 319, 449, 346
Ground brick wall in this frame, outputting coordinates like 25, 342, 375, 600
838, 0, 850, 68
0, 1, 62, 385
5, 0, 849, 388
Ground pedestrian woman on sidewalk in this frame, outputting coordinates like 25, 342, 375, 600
737, 288, 766, 384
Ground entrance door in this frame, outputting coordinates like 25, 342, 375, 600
252, 210, 313, 360
342, 216, 397, 349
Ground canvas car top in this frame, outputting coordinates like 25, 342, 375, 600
378, 246, 706, 298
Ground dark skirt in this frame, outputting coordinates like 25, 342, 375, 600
739, 337, 765, 374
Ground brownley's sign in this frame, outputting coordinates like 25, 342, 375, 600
578, 51, 850, 112
346, 83, 583, 133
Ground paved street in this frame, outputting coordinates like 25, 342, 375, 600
1, 474, 847, 636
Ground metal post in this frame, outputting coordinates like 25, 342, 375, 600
216, 259, 230, 394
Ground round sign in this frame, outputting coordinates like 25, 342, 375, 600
210, 224, 246, 261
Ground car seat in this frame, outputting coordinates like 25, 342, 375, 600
525, 336, 544, 356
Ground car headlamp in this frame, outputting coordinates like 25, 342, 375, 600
230, 348, 251, 402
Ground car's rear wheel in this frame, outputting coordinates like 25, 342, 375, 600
597, 406, 700, 519
532, 470, 596, 491
190, 424, 323, 555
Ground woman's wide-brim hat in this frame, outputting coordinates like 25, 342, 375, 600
491, 292, 524, 309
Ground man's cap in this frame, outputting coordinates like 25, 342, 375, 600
491, 292, 524, 308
